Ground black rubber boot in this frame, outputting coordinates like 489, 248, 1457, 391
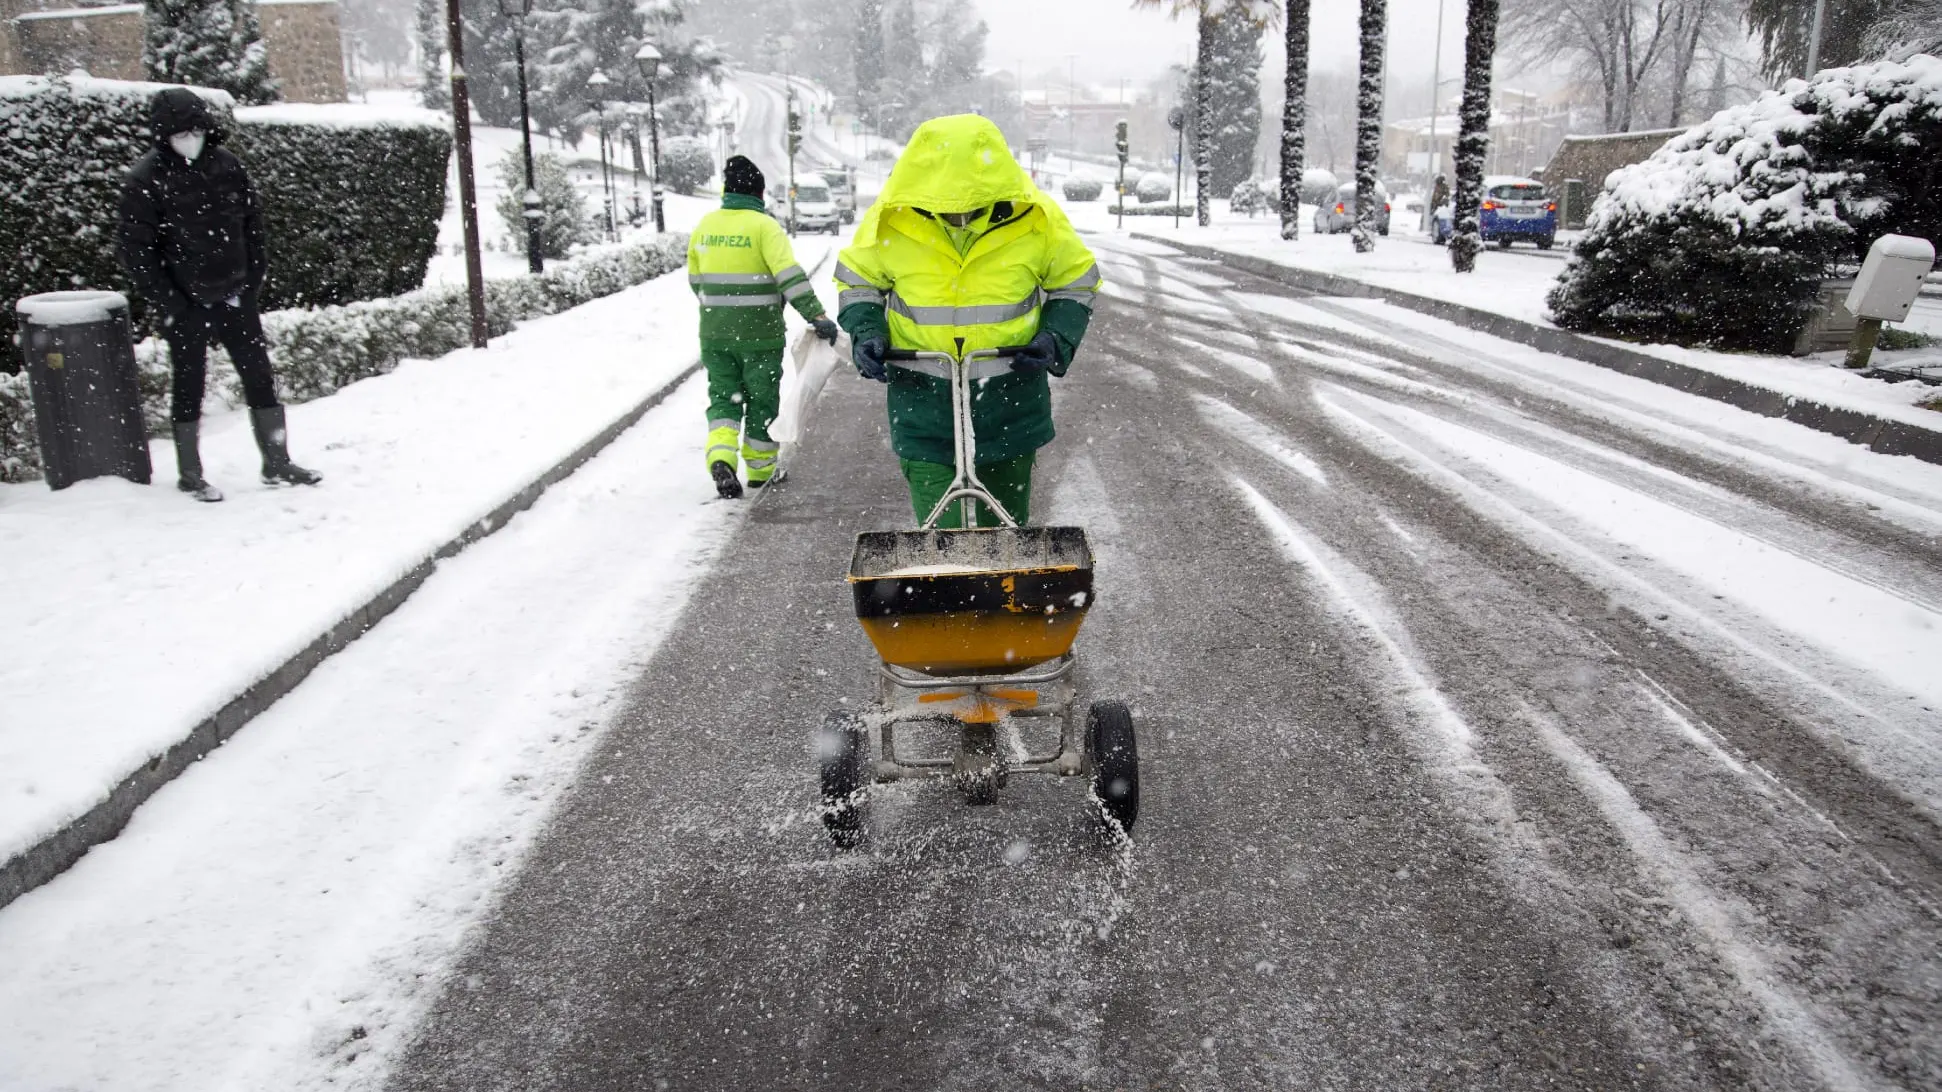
710, 459, 743, 499
172, 421, 223, 503
250, 406, 322, 486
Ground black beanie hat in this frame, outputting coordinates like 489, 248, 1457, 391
723, 156, 764, 197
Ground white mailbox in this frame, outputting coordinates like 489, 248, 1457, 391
1845, 233, 1935, 322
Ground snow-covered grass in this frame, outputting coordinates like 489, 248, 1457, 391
1097, 210, 1942, 428
0, 236, 834, 870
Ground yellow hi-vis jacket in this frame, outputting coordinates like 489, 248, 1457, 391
689, 193, 826, 347
834, 114, 1101, 466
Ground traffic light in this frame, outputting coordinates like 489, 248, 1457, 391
787, 107, 802, 156
1115, 119, 1129, 164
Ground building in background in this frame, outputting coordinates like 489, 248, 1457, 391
1383, 86, 1573, 185
1, 0, 346, 102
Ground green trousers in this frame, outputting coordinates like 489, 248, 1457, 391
900, 452, 1036, 528
702, 340, 783, 483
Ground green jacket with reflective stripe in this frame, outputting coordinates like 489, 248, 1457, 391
833, 115, 1099, 466
688, 194, 826, 347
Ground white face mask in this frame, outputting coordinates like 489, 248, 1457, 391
169, 130, 206, 163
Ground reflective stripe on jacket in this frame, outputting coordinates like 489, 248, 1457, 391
688, 194, 825, 345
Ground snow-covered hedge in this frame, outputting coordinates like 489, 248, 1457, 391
231, 103, 451, 311
0, 235, 687, 483
1107, 203, 1195, 217
0, 75, 450, 352
1061, 177, 1105, 202
1135, 172, 1174, 204
659, 136, 714, 194
1549, 56, 1942, 352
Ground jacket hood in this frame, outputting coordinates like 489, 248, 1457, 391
150, 88, 225, 149
856, 114, 1070, 248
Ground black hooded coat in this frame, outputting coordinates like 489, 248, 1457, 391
116, 88, 268, 319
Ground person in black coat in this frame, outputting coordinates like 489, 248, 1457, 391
117, 87, 320, 502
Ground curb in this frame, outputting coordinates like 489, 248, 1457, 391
1133, 234, 1942, 468
0, 359, 701, 913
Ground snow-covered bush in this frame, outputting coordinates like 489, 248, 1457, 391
0, 235, 688, 482
1061, 177, 1105, 202
231, 103, 451, 311
1299, 168, 1339, 206
1135, 171, 1174, 204
658, 136, 714, 194
1229, 177, 1273, 217
495, 149, 589, 259
0, 77, 450, 350
1550, 56, 1942, 352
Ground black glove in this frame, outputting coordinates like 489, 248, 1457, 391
811, 316, 839, 345
1010, 330, 1060, 374
853, 336, 888, 383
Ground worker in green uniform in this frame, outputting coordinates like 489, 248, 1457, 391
689, 155, 839, 499
833, 115, 1100, 527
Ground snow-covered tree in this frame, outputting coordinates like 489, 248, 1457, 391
495, 148, 587, 258
1447, 0, 1499, 273
1502, 0, 1737, 133
854, 0, 884, 104
143, 0, 279, 103
1864, 0, 1942, 60
1199, 7, 1264, 200
416, 0, 449, 110
1549, 55, 1942, 350
1278, 0, 1310, 240
1136, 2, 1279, 226
1350, 0, 1384, 253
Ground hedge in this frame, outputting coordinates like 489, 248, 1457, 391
0, 234, 687, 483
1, 74, 451, 354
1061, 177, 1105, 202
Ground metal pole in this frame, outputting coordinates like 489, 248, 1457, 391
1174, 114, 1183, 230
514, 25, 543, 273
444, 0, 488, 348
647, 81, 665, 233
1067, 54, 1077, 165
1806, 0, 1830, 75
1423, 0, 1446, 232
596, 105, 613, 241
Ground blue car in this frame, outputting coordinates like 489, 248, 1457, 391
1431, 175, 1559, 249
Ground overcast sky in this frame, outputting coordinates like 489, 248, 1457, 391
969, 0, 1471, 93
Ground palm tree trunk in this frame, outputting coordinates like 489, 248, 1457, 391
1196, 10, 1215, 227
1448, 0, 1500, 273
1279, 0, 1310, 240
1351, 0, 1386, 253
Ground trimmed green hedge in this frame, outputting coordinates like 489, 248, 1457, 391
231, 104, 452, 311
1, 75, 451, 355
0, 235, 687, 483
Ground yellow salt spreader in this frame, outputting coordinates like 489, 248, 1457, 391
816, 346, 1138, 847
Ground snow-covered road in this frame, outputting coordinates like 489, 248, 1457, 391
3, 232, 1940, 1091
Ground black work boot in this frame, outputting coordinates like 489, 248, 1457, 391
172, 421, 223, 502
710, 459, 743, 500
250, 406, 323, 486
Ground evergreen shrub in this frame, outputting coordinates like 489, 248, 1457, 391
1550, 56, 1942, 352
1061, 177, 1105, 202
659, 136, 714, 194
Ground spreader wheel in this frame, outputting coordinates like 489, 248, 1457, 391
1087, 700, 1139, 833
818, 711, 870, 848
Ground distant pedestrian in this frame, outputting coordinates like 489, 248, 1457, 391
687, 155, 838, 499
1430, 173, 1451, 214
117, 88, 320, 503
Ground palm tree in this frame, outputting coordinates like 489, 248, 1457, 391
1279, 0, 1310, 241
1133, 0, 1279, 227
1447, 0, 1500, 273
1350, 0, 1386, 254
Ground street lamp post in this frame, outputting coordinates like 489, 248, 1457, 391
1422, 0, 1446, 232
500, 0, 544, 273
587, 68, 614, 242
634, 40, 666, 234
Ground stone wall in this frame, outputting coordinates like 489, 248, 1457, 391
1, 0, 346, 103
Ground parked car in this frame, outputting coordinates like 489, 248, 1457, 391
768, 173, 843, 234
1313, 181, 1390, 235
1429, 177, 1559, 249
1479, 175, 1557, 249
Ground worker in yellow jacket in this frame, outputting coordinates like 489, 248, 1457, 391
833, 115, 1100, 527
689, 155, 838, 498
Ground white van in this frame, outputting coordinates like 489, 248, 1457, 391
782, 173, 842, 235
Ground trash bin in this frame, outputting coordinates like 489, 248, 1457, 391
13, 290, 152, 490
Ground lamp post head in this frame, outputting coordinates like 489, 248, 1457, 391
634, 41, 662, 80
587, 69, 610, 92
497, 0, 529, 16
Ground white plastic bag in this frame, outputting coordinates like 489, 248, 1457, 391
770, 326, 847, 445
